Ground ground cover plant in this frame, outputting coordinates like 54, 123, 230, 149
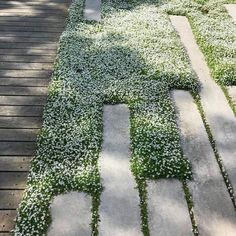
15, 0, 235, 235
161, 0, 236, 85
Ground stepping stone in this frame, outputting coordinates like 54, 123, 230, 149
99, 105, 142, 236
228, 86, 236, 105
170, 15, 236, 202
147, 180, 192, 236
48, 192, 92, 236
173, 90, 236, 236
225, 4, 236, 23
83, 0, 101, 21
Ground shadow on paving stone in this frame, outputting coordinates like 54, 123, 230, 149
47, 192, 92, 236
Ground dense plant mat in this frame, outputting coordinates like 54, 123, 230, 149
15, 0, 235, 235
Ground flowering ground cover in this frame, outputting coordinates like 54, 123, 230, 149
15, 0, 235, 235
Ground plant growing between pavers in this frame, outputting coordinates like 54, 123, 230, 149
161, 0, 236, 85
15, 0, 235, 235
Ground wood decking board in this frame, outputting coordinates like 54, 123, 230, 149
0, 117, 43, 128
0, 86, 48, 95
0, 156, 32, 172
0, 0, 70, 232
0, 55, 54, 62
0, 96, 47, 105
0, 106, 44, 116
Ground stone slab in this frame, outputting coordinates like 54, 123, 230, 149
173, 90, 236, 236
99, 105, 142, 236
83, 0, 101, 21
48, 192, 92, 236
170, 15, 236, 202
225, 4, 236, 23
147, 179, 192, 236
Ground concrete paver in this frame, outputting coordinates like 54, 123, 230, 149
99, 105, 142, 236
170, 15, 236, 202
225, 4, 236, 23
48, 192, 92, 236
83, 0, 101, 21
173, 90, 236, 236
147, 179, 192, 236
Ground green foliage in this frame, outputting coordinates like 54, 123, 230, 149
15, 0, 235, 235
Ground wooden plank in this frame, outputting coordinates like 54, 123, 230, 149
0, 105, 43, 116
0, 190, 24, 209
0, 1, 68, 7
0, 210, 16, 232
0, 62, 52, 70
0, 86, 48, 96
0, 43, 57, 50
0, 26, 64, 33
0, 96, 47, 105
0, 37, 59, 44
0, 12, 66, 17
0, 49, 56, 56
0, 16, 67, 23
0, 172, 28, 189
0, 156, 32, 171
0, 8, 67, 14
0, 70, 52, 78
0, 129, 39, 141
0, 142, 36, 156
0, 32, 60, 38
0, 0, 68, 2
0, 4, 68, 11
0, 117, 43, 128
0, 78, 50, 86
0, 21, 65, 28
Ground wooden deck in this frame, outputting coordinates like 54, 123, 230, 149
0, 0, 70, 234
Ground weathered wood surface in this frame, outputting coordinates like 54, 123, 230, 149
0, 0, 70, 233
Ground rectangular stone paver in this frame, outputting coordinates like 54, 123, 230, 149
225, 4, 236, 23
173, 90, 236, 236
83, 0, 101, 21
147, 180, 192, 236
99, 105, 142, 236
170, 15, 236, 202
48, 192, 92, 236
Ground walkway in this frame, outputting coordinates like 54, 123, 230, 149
0, 0, 70, 234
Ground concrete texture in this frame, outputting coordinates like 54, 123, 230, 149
48, 192, 91, 236
83, 0, 101, 21
225, 4, 236, 23
170, 15, 236, 201
99, 105, 142, 236
228, 86, 236, 104
147, 179, 192, 236
173, 90, 236, 236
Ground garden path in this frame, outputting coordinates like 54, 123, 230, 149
3, 0, 236, 235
